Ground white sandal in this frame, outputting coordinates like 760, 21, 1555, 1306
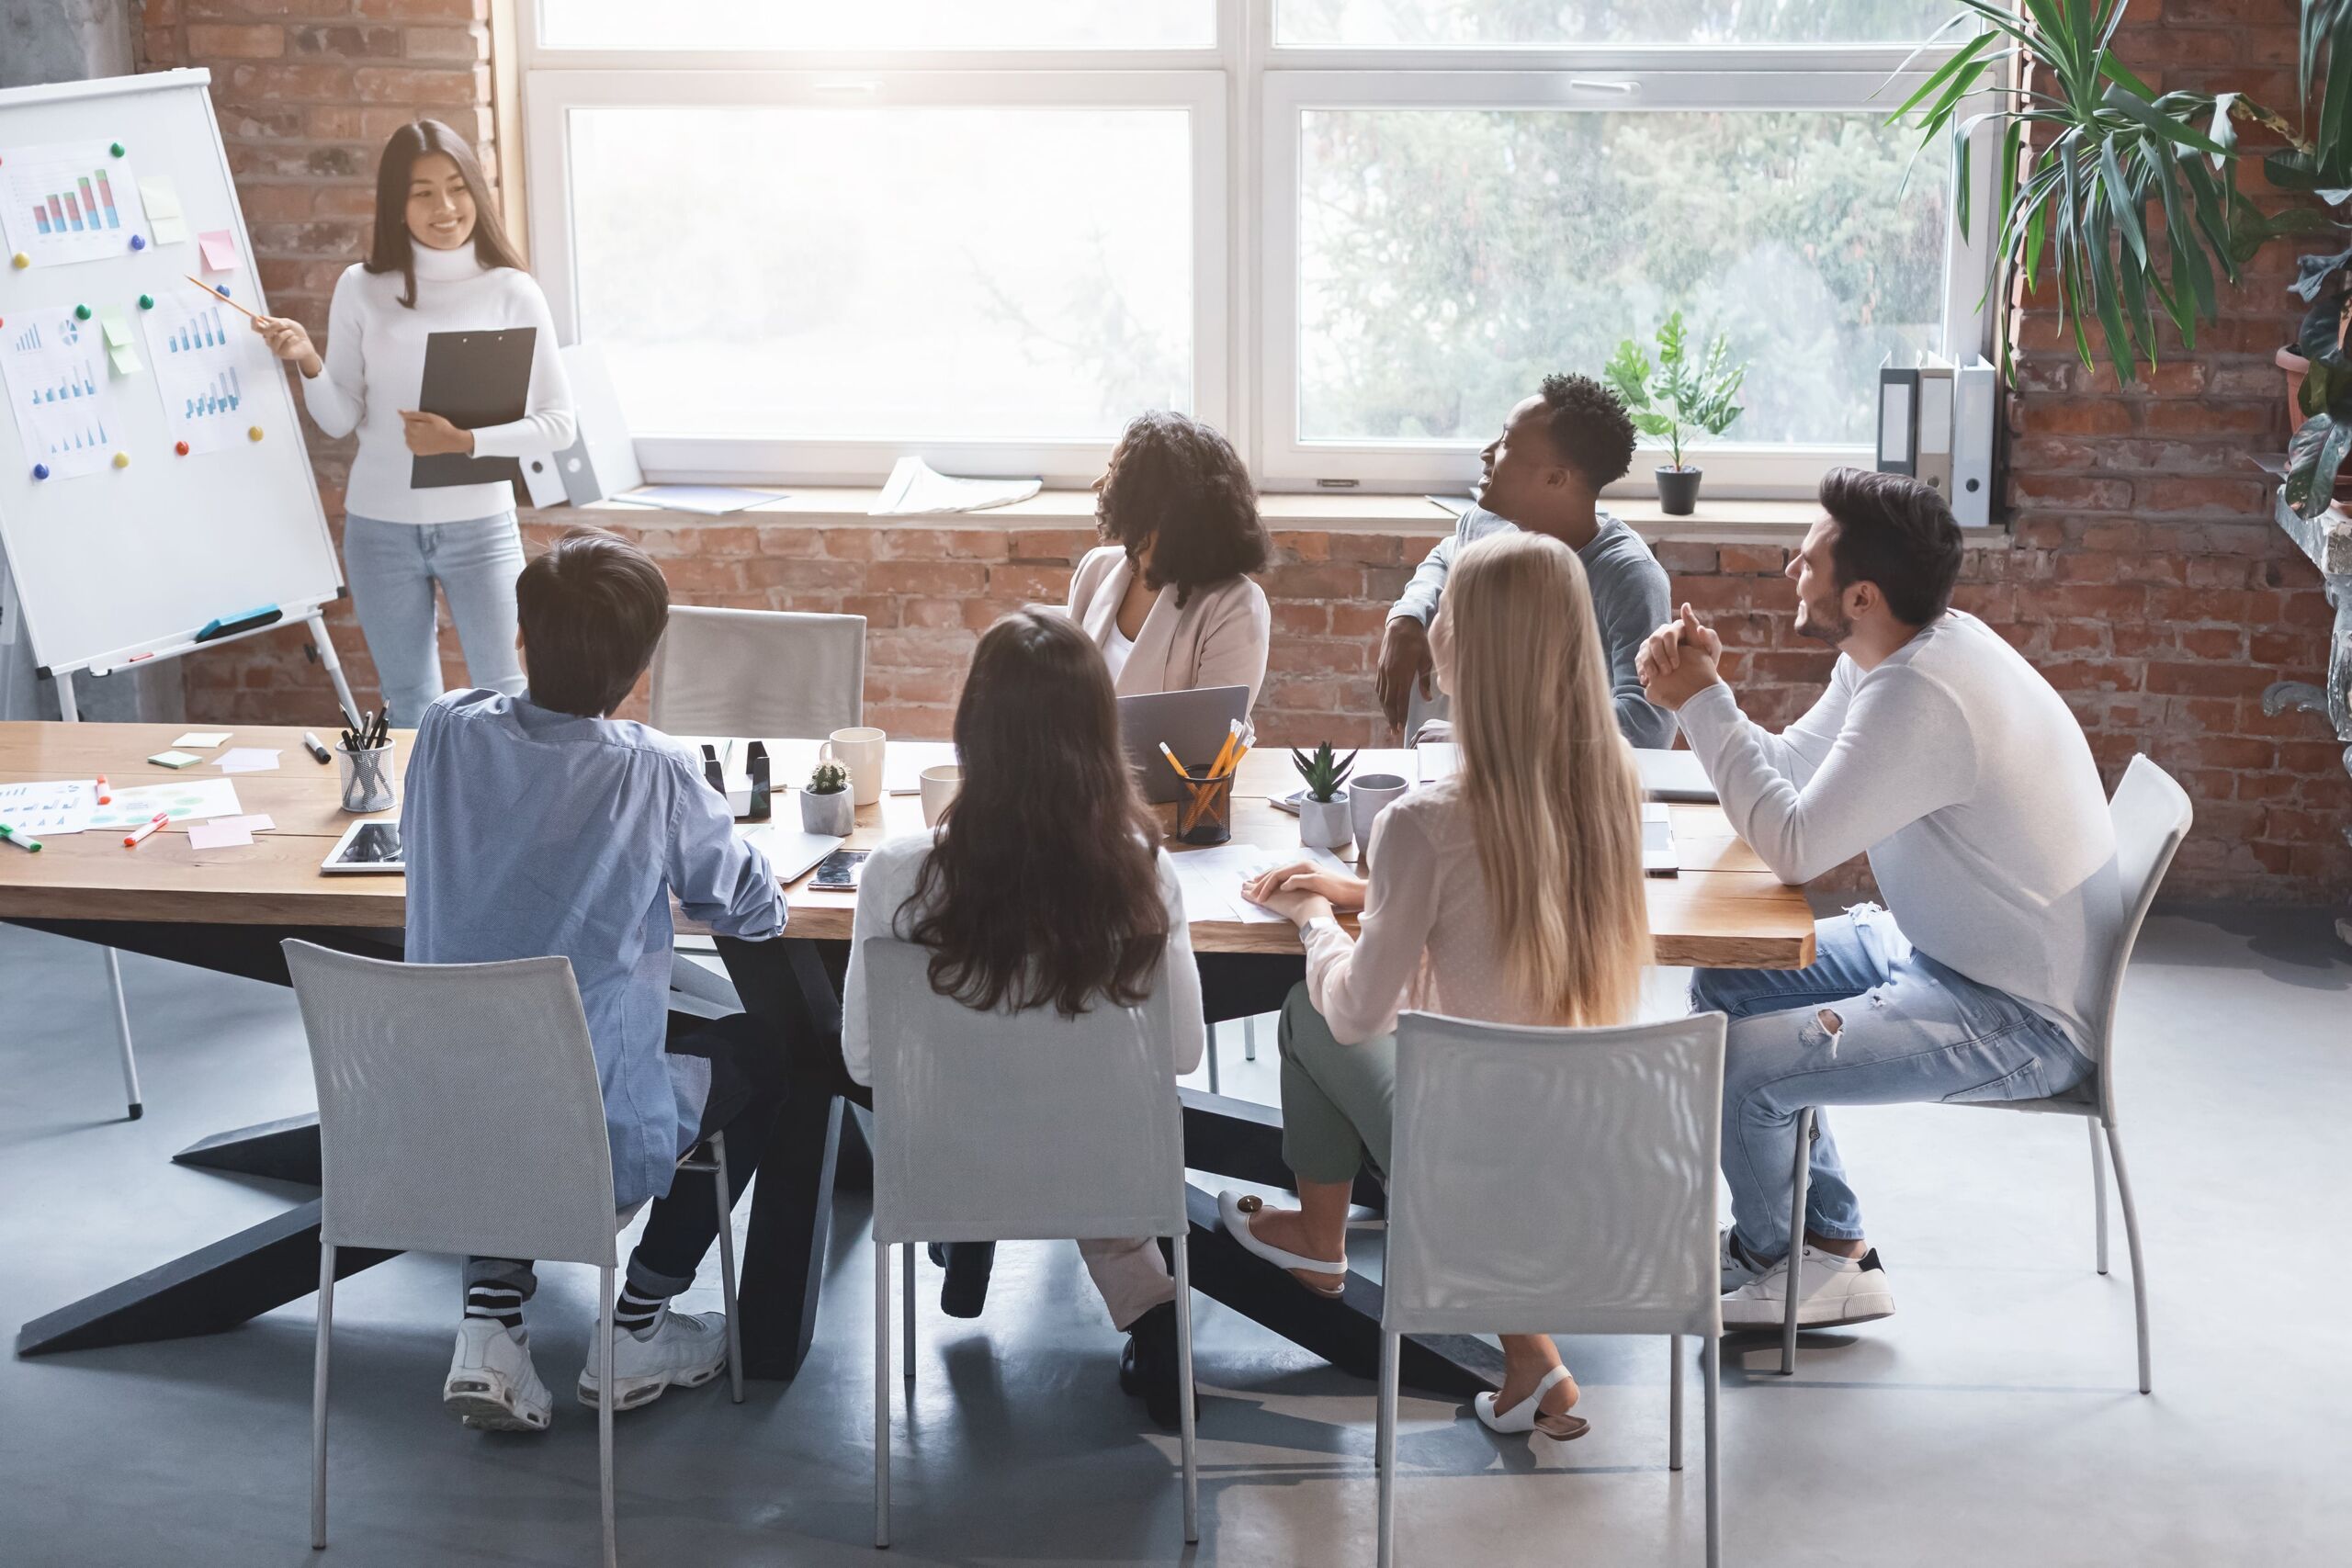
1475, 1364, 1588, 1441
1217, 1191, 1348, 1298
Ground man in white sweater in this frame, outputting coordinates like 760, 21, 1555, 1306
1637, 468, 2119, 1330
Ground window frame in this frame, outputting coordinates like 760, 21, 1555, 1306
517, 1, 1993, 496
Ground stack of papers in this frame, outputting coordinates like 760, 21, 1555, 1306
1170, 846, 1352, 925
871, 457, 1041, 516
607, 485, 787, 516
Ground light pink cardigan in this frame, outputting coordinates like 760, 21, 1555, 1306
1065, 545, 1272, 709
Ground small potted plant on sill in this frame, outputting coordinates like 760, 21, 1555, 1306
1291, 742, 1357, 852
1606, 312, 1747, 516
801, 759, 854, 835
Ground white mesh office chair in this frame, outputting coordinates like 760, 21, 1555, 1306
1775, 755, 2192, 1391
647, 604, 866, 739
649, 604, 869, 1015
862, 936, 1200, 1550
1378, 1010, 1728, 1568
284, 941, 743, 1568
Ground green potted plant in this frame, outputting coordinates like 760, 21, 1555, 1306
1291, 742, 1357, 852
1605, 313, 1747, 515
800, 758, 854, 835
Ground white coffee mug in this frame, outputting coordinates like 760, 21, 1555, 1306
919, 764, 963, 828
1348, 773, 1410, 865
820, 727, 888, 807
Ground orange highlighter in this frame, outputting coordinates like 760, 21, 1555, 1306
96, 773, 111, 805
123, 811, 167, 848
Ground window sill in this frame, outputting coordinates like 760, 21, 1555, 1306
553, 485, 1948, 548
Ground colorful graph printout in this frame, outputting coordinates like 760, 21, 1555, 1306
1, 304, 122, 478
0, 141, 150, 268
141, 288, 266, 455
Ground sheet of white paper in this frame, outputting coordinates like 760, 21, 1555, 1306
85, 777, 243, 831
882, 741, 959, 795
1, 299, 126, 479
141, 288, 269, 456
1170, 845, 1351, 924
0, 141, 152, 268
616, 484, 787, 515
869, 456, 1042, 516
214, 748, 281, 773
0, 778, 96, 834
187, 821, 254, 850
210, 814, 275, 833
172, 731, 232, 748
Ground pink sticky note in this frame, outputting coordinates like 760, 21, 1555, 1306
198, 229, 239, 271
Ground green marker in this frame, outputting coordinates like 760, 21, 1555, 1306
0, 822, 42, 852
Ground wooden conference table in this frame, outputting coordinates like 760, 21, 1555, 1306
5, 721, 1813, 1392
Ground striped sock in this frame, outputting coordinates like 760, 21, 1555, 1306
464, 1283, 524, 1331
613, 1283, 667, 1337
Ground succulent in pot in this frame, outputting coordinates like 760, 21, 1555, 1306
801, 759, 854, 835
1291, 742, 1358, 852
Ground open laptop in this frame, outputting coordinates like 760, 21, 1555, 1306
1117, 685, 1251, 805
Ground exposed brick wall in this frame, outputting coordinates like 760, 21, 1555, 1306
164, 0, 2347, 905
134, 0, 496, 716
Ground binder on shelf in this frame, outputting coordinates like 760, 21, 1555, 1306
1876, 360, 1919, 478
1915, 353, 1956, 498
1951, 355, 1997, 527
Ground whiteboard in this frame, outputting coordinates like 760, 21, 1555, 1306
0, 70, 342, 678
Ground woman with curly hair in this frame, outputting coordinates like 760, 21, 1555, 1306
1067, 410, 1274, 708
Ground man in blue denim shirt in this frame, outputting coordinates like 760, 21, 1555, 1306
404, 526, 787, 1432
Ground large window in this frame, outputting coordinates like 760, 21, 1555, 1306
521, 2, 1991, 494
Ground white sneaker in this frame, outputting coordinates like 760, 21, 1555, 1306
1719, 1228, 1766, 1294
1720, 1246, 1895, 1329
444, 1319, 553, 1432
576, 1300, 729, 1411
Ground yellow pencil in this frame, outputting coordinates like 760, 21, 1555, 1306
1206, 718, 1241, 781
1157, 741, 1193, 783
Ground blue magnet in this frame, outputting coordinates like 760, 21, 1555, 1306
130, 234, 146, 251
32, 464, 50, 480
213, 285, 230, 299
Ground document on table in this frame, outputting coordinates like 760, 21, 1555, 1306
606, 484, 787, 515
0, 779, 96, 835
1170, 845, 1352, 925
870, 457, 1041, 515
85, 777, 243, 831
214, 748, 281, 774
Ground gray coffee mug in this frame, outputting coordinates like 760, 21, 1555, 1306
1347, 773, 1409, 863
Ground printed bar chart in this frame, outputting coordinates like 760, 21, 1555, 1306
2, 303, 122, 479
162, 305, 228, 355
142, 288, 266, 456
180, 367, 242, 420
0, 140, 150, 268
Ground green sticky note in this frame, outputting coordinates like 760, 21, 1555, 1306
100, 310, 132, 347
148, 750, 201, 769
108, 341, 141, 377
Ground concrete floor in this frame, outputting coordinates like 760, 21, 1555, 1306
2, 908, 2346, 1568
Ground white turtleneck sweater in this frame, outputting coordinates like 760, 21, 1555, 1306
300, 244, 575, 524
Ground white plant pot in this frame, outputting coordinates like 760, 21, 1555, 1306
1299, 791, 1353, 852
800, 788, 854, 836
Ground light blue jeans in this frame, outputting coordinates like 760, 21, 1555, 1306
342, 512, 526, 726
1693, 903, 2096, 1264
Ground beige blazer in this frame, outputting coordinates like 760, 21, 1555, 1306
1065, 545, 1272, 709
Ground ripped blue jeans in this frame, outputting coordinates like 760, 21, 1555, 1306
1692, 904, 2096, 1264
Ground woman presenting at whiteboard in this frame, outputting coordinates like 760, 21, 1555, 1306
252, 119, 573, 725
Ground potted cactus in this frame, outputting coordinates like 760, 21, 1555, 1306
800, 758, 854, 835
1291, 743, 1358, 852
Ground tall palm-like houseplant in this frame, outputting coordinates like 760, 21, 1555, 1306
1897, 2, 2352, 517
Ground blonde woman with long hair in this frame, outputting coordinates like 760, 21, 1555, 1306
1220, 529, 1651, 1439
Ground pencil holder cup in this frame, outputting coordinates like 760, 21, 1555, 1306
1175, 770, 1234, 847
337, 741, 395, 814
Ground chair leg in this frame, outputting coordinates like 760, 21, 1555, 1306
1243, 1014, 1258, 1062
598, 1265, 616, 1568
1206, 1022, 1222, 1095
2088, 1119, 2110, 1277
1781, 1107, 1815, 1376
1668, 1333, 1684, 1472
104, 948, 144, 1121
875, 1238, 891, 1549
1375, 1329, 1399, 1568
902, 1242, 916, 1391
711, 1134, 744, 1404
1174, 1234, 1199, 1547
311, 1242, 334, 1551
1702, 1335, 1721, 1568
2105, 1122, 2153, 1395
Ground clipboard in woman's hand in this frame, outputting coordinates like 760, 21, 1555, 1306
411, 327, 533, 491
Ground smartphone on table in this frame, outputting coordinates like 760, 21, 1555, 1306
809, 849, 869, 892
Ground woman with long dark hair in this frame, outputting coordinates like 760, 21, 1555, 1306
840, 610, 1205, 1427
253, 119, 573, 725
1068, 409, 1273, 707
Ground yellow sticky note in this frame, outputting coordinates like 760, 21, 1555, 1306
137, 175, 182, 220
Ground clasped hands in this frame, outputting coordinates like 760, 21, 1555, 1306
1636, 602, 1727, 713
1240, 863, 1368, 929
